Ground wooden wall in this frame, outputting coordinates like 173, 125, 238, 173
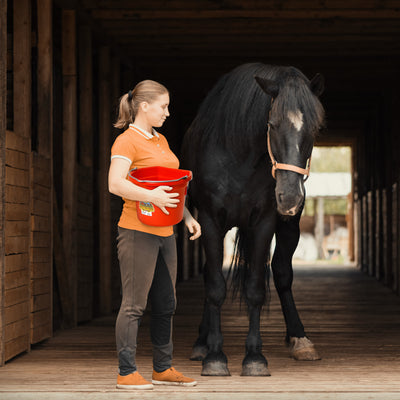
356, 80, 400, 295
0, 0, 7, 367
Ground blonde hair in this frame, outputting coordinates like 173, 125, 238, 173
114, 80, 169, 129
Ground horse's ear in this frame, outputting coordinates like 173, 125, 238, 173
310, 73, 325, 97
254, 76, 279, 98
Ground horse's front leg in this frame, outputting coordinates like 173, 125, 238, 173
272, 212, 320, 361
241, 223, 274, 376
196, 213, 230, 376
190, 299, 210, 361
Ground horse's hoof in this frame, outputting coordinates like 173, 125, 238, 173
201, 361, 231, 376
289, 337, 321, 361
241, 362, 271, 376
241, 353, 271, 376
190, 345, 208, 361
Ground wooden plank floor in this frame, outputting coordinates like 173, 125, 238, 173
1, 264, 400, 400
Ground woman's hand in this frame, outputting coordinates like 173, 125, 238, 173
183, 207, 201, 240
150, 186, 180, 215
109, 159, 179, 215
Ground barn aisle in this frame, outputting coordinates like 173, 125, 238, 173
0, 264, 400, 400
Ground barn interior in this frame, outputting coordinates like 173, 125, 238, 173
1, 0, 399, 373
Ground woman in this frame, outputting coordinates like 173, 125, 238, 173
108, 80, 201, 390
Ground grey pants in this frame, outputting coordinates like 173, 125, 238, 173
115, 227, 177, 375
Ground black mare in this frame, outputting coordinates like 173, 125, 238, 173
181, 63, 325, 376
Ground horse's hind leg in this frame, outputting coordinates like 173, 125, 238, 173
272, 213, 320, 361
192, 213, 230, 376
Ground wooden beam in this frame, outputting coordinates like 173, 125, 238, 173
62, 9, 78, 326
78, 25, 93, 168
98, 19, 400, 37
0, 0, 7, 367
37, 0, 53, 157
10, 0, 31, 361
13, 0, 31, 139
91, 9, 400, 20
98, 45, 112, 315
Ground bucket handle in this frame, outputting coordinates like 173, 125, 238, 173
129, 168, 191, 184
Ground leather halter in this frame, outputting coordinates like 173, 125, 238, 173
266, 122, 311, 181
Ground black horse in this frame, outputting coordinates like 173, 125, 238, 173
181, 63, 325, 376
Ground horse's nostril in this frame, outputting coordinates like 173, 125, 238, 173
278, 193, 284, 203
287, 206, 298, 216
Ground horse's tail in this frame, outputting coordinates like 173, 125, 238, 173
228, 228, 271, 309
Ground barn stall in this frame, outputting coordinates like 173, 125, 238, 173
0, 0, 400, 396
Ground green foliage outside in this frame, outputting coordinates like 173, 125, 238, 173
304, 146, 351, 216
311, 146, 351, 172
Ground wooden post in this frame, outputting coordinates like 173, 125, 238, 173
8, 0, 31, 361
98, 46, 112, 315
79, 25, 93, 169
393, 183, 399, 293
375, 189, 381, 280
0, 0, 7, 367
62, 10, 77, 326
367, 191, 374, 277
361, 194, 368, 272
77, 25, 94, 322
110, 53, 122, 311
37, 0, 53, 158
315, 196, 324, 259
30, 0, 53, 344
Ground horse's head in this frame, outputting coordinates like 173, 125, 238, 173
255, 72, 325, 216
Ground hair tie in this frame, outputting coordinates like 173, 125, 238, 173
128, 90, 133, 101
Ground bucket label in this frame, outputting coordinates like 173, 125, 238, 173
139, 201, 155, 216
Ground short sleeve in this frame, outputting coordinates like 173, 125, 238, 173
111, 132, 136, 164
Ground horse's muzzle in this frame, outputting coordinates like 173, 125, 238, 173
275, 177, 305, 216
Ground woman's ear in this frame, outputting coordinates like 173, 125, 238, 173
139, 101, 148, 113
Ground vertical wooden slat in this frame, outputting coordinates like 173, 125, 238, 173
361, 195, 368, 272
393, 183, 399, 293
77, 25, 94, 322
0, 0, 7, 367
98, 45, 112, 315
367, 191, 374, 277
13, 0, 31, 140
37, 0, 53, 158
29, 0, 53, 345
78, 25, 93, 169
110, 54, 122, 311
6, 0, 32, 362
62, 10, 77, 326
381, 188, 388, 286
375, 188, 381, 280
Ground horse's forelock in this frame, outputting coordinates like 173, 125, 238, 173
272, 75, 325, 135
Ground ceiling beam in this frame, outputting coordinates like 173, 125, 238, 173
90, 9, 400, 20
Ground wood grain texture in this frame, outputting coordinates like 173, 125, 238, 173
0, 0, 7, 367
0, 265, 399, 397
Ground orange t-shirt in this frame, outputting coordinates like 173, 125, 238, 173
110, 124, 179, 237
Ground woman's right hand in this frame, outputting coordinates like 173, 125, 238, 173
150, 186, 180, 215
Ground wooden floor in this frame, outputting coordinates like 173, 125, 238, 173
1, 264, 400, 400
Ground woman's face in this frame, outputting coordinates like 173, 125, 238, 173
143, 93, 170, 128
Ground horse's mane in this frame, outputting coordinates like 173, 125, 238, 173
182, 63, 325, 162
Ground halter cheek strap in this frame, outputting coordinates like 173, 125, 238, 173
266, 123, 311, 181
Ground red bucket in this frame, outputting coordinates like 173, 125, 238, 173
128, 166, 192, 226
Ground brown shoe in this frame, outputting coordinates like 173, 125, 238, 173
116, 371, 153, 390
152, 367, 197, 386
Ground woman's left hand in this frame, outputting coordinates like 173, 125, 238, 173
183, 207, 201, 240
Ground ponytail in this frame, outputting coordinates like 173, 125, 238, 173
114, 93, 134, 129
